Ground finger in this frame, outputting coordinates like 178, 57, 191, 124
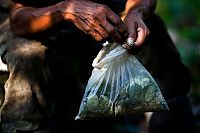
79, 20, 103, 41
123, 41, 143, 55
126, 21, 137, 41
134, 26, 148, 46
93, 24, 109, 40
126, 37, 135, 46
122, 37, 135, 49
101, 21, 122, 42
72, 17, 85, 32
106, 9, 126, 34
122, 44, 132, 50
124, 31, 129, 38
88, 30, 103, 41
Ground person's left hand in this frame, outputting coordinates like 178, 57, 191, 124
123, 11, 150, 53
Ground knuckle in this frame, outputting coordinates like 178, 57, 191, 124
93, 35, 98, 41
85, 26, 91, 33
95, 15, 104, 22
91, 32, 102, 41
88, 30, 94, 36
96, 36, 102, 42
97, 4, 108, 13
93, 14, 99, 20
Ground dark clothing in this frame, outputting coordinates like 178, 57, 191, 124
149, 95, 195, 133
136, 14, 195, 132
0, 0, 195, 133
137, 14, 191, 99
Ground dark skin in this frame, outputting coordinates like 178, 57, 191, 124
9, 0, 156, 51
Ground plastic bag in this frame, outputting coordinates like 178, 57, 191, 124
75, 42, 168, 120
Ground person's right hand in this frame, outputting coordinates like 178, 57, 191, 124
60, 0, 127, 42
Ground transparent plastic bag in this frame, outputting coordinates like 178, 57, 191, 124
75, 43, 169, 120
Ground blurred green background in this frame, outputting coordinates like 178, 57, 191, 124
156, 0, 200, 104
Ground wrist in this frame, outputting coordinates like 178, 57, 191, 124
125, 0, 156, 20
55, 0, 72, 22
56, 0, 84, 22
129, 6, 152, 20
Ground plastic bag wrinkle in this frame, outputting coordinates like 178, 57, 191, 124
76, 43, 169, 120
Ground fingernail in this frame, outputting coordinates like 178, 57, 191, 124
127, 37, 134, 46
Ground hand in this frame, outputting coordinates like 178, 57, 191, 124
123, 11, 150, 53
61, 0, 127, 42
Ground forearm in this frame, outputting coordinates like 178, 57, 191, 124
125, 0, 156, 20
10, 0, 127, 42
9, 1, 67, 36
